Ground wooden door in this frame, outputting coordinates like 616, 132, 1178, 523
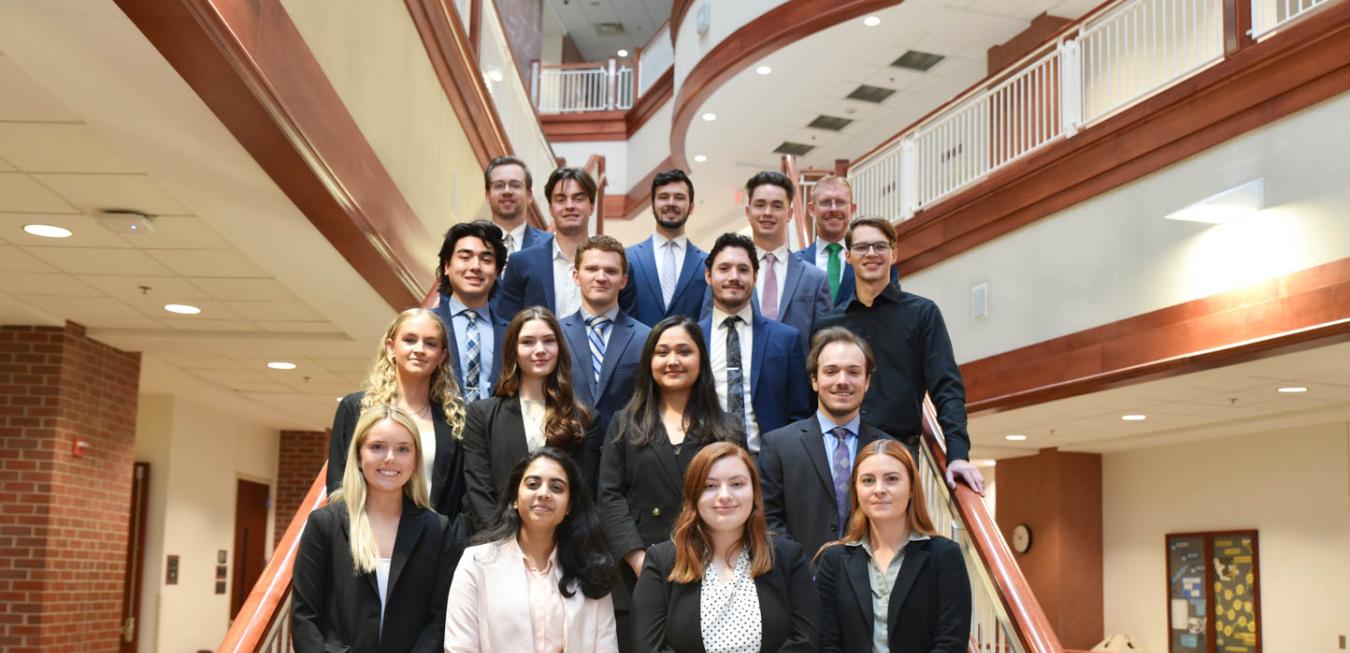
230, 479, 270, 617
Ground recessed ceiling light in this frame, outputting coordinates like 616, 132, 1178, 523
267, 361, 297, 370
1121, 414, 1147, 421
693, 154, 708, 162
23, 224, 72, 238
1004, 434, 1027, 441
702, 112, 716, 122
617, 49, 629, 57
163, 303, 201, 315
1277, 386, 1308, 393
863, 15, 882, 27
756, 65, 772, 75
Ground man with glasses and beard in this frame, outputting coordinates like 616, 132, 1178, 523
815, 217, 986, 494
619, 169, 709, 327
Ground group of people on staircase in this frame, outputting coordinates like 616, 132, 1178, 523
291, 156, 982, 652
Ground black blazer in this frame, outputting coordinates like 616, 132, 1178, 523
461, 395, 603, 531
291, 499, 463, 653
631, 536, 821, 652
561, 309, 651, 438
759, 416, 895, 563
598, 409, 746, 559
327, 391, 466, 520
814, 537, 971, 653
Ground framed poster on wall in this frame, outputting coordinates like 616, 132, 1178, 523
1165, 530, 1262, 653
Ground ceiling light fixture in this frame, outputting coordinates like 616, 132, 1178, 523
23, 224, 72, 238
1004, 434, 1027, 441
756, 65, 772, 75
617, 49, 629, 57
863, 15, 882, 27
1277, 386, 1308, 393
163, 304, 201, 315
1164, 178, 1265, 224
693, 154, 708, 162
267, 361, 297, 370
1121, 414, 1147, 422
702, 112, 716, 122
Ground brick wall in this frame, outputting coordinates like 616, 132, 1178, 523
274, 429, 329, 547
0, 323, 140, 653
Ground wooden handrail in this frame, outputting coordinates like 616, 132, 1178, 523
584, 154, 608, 235
780, 154, 810, 248
217, 464, 329, 653
920, 403, 1064, 653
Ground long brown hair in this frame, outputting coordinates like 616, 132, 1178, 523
494, 306, 589, 447
668, 442, 773, 583
816, 439, 937, 561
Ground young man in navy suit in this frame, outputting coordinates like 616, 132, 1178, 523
699, 233, 812, 454
496, 167, 595, 319
431, 221, 511, 401
560, 235, 651, 438
743, 171, 832, 353
619, 169, 708, 327
484, 155, 550, 259
793, 174, 897, 305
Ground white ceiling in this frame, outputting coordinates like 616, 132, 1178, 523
545, 0, 672, 61
679, 0, 1100, 244
968, 340, 1350, 461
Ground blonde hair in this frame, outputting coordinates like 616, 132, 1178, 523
331, 404, 431, 574
361, 308, 467, 439
809, 175, 854, 202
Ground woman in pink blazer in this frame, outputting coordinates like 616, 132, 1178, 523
444, 447, 619, 652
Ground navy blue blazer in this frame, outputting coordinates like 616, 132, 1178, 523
431, 293, 509, 397
620, 236, 709, 327
560, 309, 651, 438
515, 224, 552, 253
796, 241, 899, 308
494, 241, 561, 319
700, 252, 832, 353
698, 312, 813, 445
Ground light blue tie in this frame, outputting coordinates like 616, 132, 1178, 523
660, 241, 677, 309
586, 315, 611, 387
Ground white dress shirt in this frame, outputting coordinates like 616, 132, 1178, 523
755, 243, 790, 314
710, 304, 759, 451
551, 240, 582, 318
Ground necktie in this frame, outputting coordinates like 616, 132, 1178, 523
504, 232, 516, 257
461, 309, 482, 399
586, 315, 611, 387
825, 242, 843, 302
660, 241, 677, 309
723, 316, 746, 428
762, 252, 779, 321
830, 426, 853, 531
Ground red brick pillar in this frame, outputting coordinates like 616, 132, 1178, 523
274, 429, 330, 546
0, 323, 140, 653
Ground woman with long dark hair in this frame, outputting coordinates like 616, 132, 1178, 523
444, 447, 619, 652
813, 439, 971, 652
294, 405, 462, 653
631, 441, 820, 652
327, 308, 468, 520
462, 306, 602, 531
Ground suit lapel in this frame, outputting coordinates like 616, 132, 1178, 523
490, 314, 508, 387
445, 308, 466, 389
387, 503, 427, 597
779, 254, 807, 315
652, 433, 683, 492
798, 420, 836, 500
596, 314, 635, 398
338, 510, 381, 597
430, 405, 456, 500
635, 239, 664, 306
670, 241, 702, 307
843, 547, 875, 634
888, 542, 930, 640
541, 250, 557, 311
562, 314, 595, 404
749, 315, 769, 395
858, 422, 886, 448
502, 397, 530, 465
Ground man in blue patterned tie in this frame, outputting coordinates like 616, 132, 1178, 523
431, 221, 511, 401
758, 326, 898, 566
560, 235, 651, 438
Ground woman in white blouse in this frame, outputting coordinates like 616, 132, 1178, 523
631, 441, 820, 652
461, 306, 603, 531
445, 447, 619, 652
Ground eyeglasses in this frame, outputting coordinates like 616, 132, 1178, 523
814, 199, 849, 209
490, 181, 525, 191
849, 241, 892, 255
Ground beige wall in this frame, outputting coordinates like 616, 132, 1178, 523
134, 394, 279, 653
1102, 420, 1350, 652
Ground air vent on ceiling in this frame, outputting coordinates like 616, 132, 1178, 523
595, 22, 626, 35
892, 50, 945, 72
807, 115, 853, 131
846, 84, 896, 103
773, 142, 815, 156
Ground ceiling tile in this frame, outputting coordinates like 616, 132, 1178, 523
160, 318, 262, 332
24, 247, 175, 276
0, 272, 102, 297
78, 275, 214, 303
0, 123, 137, 173
187, 277, 296, 302
0, 246, 60, 273
256, 321, 343, 334
30, 173, 191, 215
0, 55, 80, 122
0, 157, 13, 172
0, 213, 133, 248
156, 354, 245, 371
225, 300, 325, 322
14, 294, 161, 329
311, 358, 372, 374
112, 215, 229, 249
0, 173, 76, 212
147, 249, 269, 278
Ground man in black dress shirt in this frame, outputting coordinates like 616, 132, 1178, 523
815, 217, 986, 493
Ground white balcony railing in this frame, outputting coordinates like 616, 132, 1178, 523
850, 0, 1321, 222
533, 61, 635, 113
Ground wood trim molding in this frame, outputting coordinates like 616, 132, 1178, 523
890, 0, 1350, 277
670, 0, 902, 170
599, 155, 675, 223
539, 68, 673, 142
115, 0, 433, 310
962, 257, 1350, 415
671, 0, 695, 44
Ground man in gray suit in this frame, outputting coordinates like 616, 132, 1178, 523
759, 326, 896, 562
743, 171, 832, 352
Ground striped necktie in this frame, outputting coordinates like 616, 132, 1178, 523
461, 309, 481, 399
586, 315, 611, 387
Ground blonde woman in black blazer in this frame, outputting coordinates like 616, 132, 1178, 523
813, 439, 971, 653
462, 307, 602, 531
631, 442, 820, 652
293, 404, 463, 653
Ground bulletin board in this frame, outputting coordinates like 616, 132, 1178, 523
1165, 530, 1262, 653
